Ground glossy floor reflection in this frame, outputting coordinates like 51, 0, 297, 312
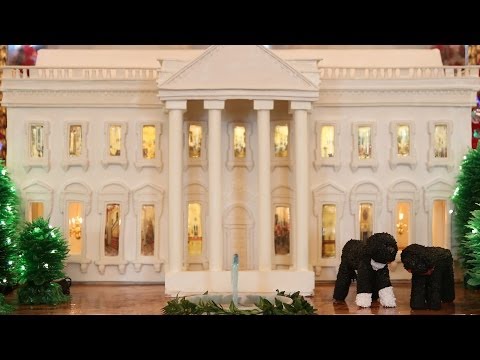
4, 282, 480, 315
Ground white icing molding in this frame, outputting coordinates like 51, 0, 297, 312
131, 183, 165, 272
427, 119, 454, 172
389, 120, 417, 170
94, 181, 129, 274
351, 121, 378, 172
101, 121, 128, 170
271, 120, 293, 171
22, 180, 53, 221
59, 180, 92, 272
183, 121, 208, 171
24, 120, 50, 172
225, 121, 254, 171
134, 120, 163, 172
313, 120, 341, 172
350, 181, 383, 239
61, 120, 89, 171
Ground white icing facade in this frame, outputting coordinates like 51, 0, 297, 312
1, 45, 479, 295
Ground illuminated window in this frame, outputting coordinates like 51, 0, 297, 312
359, 203, 373, 241
30, 125, 44, 158
29, 201, 44, 221
320, 126, 335, 158
69, 125, 82, 157
274, 206, 290, 255
432, 200, 447, 248
274, 125, 289, 158
397, 125, 410, 157
358, 126, 371, 159
68, 202, 83, 255
396, 202, 410, 250
188, 125, 202, 158
109, 125, 122, 156
104, 204, 120, 256
187, 203, 202, 256
142, 125, 155, 159
141, 205, 155, 256
434, 125, 447, 158
233, 126, 246, 158
322, 204, 336, 258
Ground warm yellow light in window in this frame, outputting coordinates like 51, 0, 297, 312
69, 125, 82, 157
359, 203, 373, 240
142, 125, 156, 159
188, 202, 202, 256
141, 205, 155, 256
358, 127, 371, 159
30, 201, 44, 221
322, 204, 336, 258
233, 126, 246, 158
274, 206, 290, 255
109, 126, 121, 156
397, 125, 410, 157
30, 125, 44, 158
68, 202, 83, 255
274, 125, 289, 157
320, 126, 335, 158
188, 125, 202, 158
434, 125, 447, 158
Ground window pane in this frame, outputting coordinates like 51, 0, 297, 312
396, 202, 410, 250
274, 125, 289, 157
188, 125, 202, 158
233, 126, 246, 158
432, 200, 447, 248
104, 203, 120, 256
434, 125, 447, 158
109, 125, 121, 156
274, 206, 290, 255
69, 125, 82, 157
320, 126, 335, 158
141, 205, 155, 256
397, 125, 410, 157
30, 125, 44, 158
30, 202, 44, 221
322, 204, 336, 258
142, 125, 156, 159
358, 126, 371, 159
359, 203, 373, 241
68, 202, 83, 255
188, 203, 202, 256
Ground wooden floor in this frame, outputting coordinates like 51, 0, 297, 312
4, 281, 480, 315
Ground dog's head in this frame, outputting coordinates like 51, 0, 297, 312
400, 244, 433, 275
365, 232, 398, 264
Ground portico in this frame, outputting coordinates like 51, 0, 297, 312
158, 45, 318, 295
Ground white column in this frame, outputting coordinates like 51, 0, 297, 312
166, 100, 187, 273
254, 100, 274, 271
204, 100, 225, 271
291, 101, 312, 271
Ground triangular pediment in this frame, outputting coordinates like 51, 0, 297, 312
158, 45, 318, 101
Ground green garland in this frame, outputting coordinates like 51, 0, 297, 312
452, 148, 480, 288
163, 290, 316, 315
464, 207, 480, 287
0, 162, 21, 313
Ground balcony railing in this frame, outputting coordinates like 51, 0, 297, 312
1, 65, 479, 81
317, 65, 480, 80
1, 67, 158, 80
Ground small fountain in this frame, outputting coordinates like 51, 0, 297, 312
182, 254, 293, 313
231, 253, 239, 307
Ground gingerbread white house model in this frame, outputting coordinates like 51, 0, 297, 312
1, 45, 479, 295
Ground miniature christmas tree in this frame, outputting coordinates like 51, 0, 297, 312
452, 148, 480, 288
464, 208, 480, 287
17, 218, 70, 305
0, 162, 20, 313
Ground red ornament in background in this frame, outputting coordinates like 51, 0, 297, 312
17, 45, 37, 66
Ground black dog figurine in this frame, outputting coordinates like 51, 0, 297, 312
401, 244, 455, 310
333, 232, 398, 308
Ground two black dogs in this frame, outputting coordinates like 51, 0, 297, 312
333, 233, 455, 310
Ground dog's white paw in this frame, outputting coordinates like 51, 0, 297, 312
356, 293, 372, 308
379, 286, 396, 307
